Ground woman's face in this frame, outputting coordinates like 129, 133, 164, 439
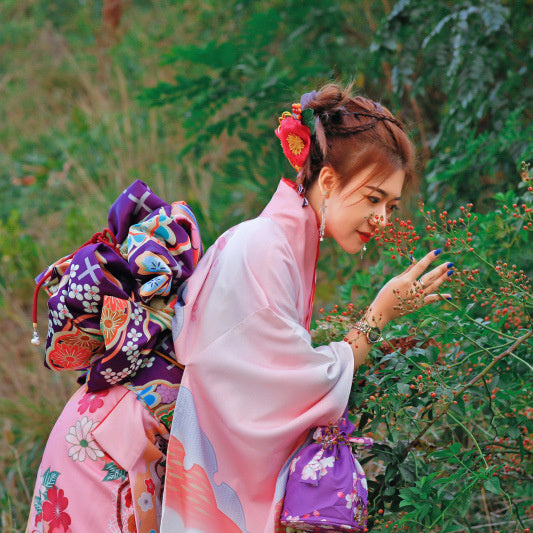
323, 166, 405, 254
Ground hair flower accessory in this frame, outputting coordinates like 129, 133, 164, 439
275, 101, 314, 172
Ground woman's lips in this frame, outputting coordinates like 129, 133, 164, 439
357, 231, 372, 243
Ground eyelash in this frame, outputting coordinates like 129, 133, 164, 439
368, 196, 399, 211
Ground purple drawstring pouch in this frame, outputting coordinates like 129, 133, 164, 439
281, 409, 373, 531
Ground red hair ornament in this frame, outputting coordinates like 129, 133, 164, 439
275, 103, 314, 172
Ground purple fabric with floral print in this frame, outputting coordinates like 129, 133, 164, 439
36, 180, 202, 403
281, 409, 372, 531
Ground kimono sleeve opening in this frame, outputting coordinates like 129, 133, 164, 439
187, 304, 354, 443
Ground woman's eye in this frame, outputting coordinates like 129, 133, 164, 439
388, 204, 399, 212
368, 196, 380, 204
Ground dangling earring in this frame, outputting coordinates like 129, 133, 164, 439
319, 192, 327, 241
361, 244, 367, 260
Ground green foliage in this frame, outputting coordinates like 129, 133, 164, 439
313, 164, 532, 531
141, 0, 383, 242
371, 0, 533, 208
1, 0, 532, 531
0, 211, 42, 305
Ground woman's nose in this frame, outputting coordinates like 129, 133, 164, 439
369, 208, 387, 228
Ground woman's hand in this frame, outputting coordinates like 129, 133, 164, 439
365, 249, 454, 327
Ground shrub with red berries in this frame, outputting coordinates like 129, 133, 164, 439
312, 162, 532, 532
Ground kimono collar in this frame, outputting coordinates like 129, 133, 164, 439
260, 178, 320, 329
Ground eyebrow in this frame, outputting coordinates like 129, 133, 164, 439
364, 185, 401, 201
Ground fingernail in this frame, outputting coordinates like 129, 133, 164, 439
434, 248, 442, 256
409, 254, 414, 264
447, 262, 454, 268
447, 270, 454, 276
446, 296, 452, 301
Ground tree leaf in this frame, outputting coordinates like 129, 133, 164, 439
484, 477, 501, 495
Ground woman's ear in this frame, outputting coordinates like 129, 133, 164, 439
317, 166, 339, 197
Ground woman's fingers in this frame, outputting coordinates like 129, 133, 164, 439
423, 292, 453, 306
408, 249, 444, 280
373, 249, 457, 322
419, 262, 454, 293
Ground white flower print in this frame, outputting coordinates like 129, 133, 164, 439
69, 263, 80, 277
68, 282, 84, 301
116, 368, 130, 380
122, 340, 138, 356
82, 300, 99, 314
141, 356, 155, 369
50, 309, 64, 327
101, 367, 121, 384
83, 284, 101, 302
129, 358, 143, 372
48, 284, 59, 295
131, 307, 143, 326
56, 302, 73, 320
137, 492, 153, 512
345, 491, 357, 509
65, 416, 104, 462
301, 449, 324, 481
127, 352, 139, 364
319, 455, 335, 477
127, 328, 142, 343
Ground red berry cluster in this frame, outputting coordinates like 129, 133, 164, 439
374, 218, 419, 259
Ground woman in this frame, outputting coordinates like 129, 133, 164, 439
159, 84, 453, 532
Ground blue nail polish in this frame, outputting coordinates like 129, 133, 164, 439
434, 248, 442, 256
447, 270, 454, 276
409, 254, 414, 264
446, 296, 452, 300
447, 262, 454, 268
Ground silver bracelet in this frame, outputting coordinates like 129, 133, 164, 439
353, 320, 383, 344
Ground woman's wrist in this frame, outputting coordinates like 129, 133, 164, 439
363, 303, 391, 330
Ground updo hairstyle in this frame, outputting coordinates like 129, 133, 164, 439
299, 84, 416, 195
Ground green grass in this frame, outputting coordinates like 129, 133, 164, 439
0, 2, 218, 530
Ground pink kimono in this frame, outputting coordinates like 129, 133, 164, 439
26, 385, 169, 533
161, 179, 354, 532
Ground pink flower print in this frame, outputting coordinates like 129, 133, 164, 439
77, 390, 108, 415
42, 486, 71, 532
145, 478, 155, 494
289, 456, 300, 474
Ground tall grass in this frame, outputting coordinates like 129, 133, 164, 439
0, 2, 222, 530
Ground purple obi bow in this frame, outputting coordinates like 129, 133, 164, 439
34, 180, 202, 394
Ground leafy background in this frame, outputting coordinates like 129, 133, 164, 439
1, 0, 531, 531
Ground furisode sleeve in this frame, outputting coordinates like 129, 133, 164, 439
162, 217, 354, 532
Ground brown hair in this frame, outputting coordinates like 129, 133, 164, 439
299, 83, 416, 194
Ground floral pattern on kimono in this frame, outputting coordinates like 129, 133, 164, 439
27, 385, 168, 533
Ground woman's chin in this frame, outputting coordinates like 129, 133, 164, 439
335, 240, 362, 254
